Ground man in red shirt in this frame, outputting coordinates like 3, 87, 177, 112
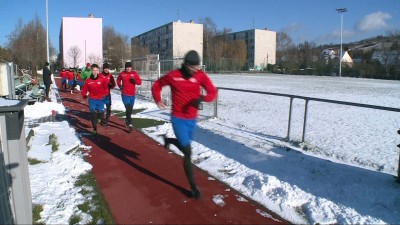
75, 69, 84, 91
59, 68, 68, 90
116, 61, 142, 132
99, 63, 116, 126
67, 67, 76, 94
81, 64, 108, 136
152, 50, 217, 198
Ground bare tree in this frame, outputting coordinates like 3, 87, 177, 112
131, 38, 149, 59
67, 45, 82, 67
7, 14, 50, 78
88, 53, 102, 66
0, 47, 12, 62
103, 26, 131, 68
225, 40, 247, 70
199, 17, 218, 62
276, 32, 294, 65
378, 31, 400, 77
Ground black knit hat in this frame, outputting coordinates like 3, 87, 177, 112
91, 64, 99, 69
103, 63, 110, 69
184, 50, 200, 65
125, 61, 132, 68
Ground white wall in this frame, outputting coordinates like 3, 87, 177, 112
254, 29, 276, 68
172, 22, 203, 61
61, 17, 103, 68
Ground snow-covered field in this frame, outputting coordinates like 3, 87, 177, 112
21, 74, 400, 224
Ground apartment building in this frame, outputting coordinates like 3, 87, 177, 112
226, 29, 276, 69
60, 15, 103, 68
131, 20, 203, 62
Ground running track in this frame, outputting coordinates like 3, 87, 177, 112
57, 81, 288, 224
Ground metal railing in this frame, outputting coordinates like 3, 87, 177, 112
135, 80, 400, 181
216, 87, 400, 141
215, 87, 400, 182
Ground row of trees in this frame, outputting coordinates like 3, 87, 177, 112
3, 15, 55, 77
200, 17, 247, 71
103, 26, 130, 69
275, 31, 400, 80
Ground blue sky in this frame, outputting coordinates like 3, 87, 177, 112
1, 0, 399, 53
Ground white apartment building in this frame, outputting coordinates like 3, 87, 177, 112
226, 29, 276, 69
60, 15, 103, 68
131, 20, 203, 62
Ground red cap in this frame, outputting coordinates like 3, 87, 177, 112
86, 63, 90, 67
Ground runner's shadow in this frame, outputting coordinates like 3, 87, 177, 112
61, 97, 87, 107
103, 123, 130, 133
92, 133, 192, 197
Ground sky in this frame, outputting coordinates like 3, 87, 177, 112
8, 72, 399, 224
1, 0, 399, 53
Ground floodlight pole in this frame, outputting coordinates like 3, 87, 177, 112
85, 40, 87, 64
336, 8, 347, 77
46, 0, 50, 66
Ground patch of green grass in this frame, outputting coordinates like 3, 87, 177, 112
68, 215, 81, 225
28, 158, 44, 165
112, 108, 165, 129
133, 108, 145, 114
79, 188, 91, 196
111, 110, 126, 118
48, 133, 59, 152
132, 117, 165, 129
32, 204, 45, 225
75, 172, 114, 225
77, 201, 91, 213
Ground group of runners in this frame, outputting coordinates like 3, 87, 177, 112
59, 61, 142, 134
60, 50, 217, 198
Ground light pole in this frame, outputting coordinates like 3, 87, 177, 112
263, 54, 269, 70
336, 8, 347, 77
46, 0, 50, 65
84, 40, 87, 64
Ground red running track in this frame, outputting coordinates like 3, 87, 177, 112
57, 83, 288, 224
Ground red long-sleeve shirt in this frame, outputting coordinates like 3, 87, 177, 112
67, 71, 75, 81
59, 70, 68, 79
81, 75, 107, 100
76, 72, 83, 82
100, 72, 116, 95
116, 70, 142, 96
152, 69, 217, 119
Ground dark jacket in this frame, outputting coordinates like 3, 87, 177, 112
42, 66, 52, 85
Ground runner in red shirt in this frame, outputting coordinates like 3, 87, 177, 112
99, 63, 116, 126
75, 69, 84, 91
59, 68, 68, 90
116, 61, 142, 132
81, 64, 108, 136
152, 50, 217, 198
67, 67, 75, 94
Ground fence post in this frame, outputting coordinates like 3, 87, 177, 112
157, 54, 161, 79
213, 89, 219, 118
287, 97, 294, 141
397, 129, 400, 183
302, 99, 309, 143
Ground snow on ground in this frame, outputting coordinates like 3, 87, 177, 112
23, 74, 400, 224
